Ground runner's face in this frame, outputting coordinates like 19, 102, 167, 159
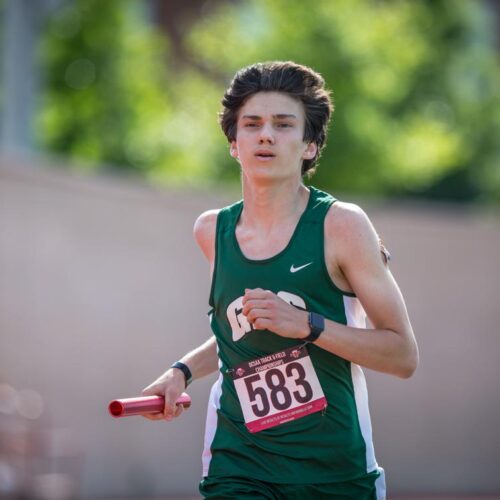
231, 92, 316, 183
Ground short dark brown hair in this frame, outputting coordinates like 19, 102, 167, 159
219, 61, 333, 176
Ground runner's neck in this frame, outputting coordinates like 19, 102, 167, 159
240, 180, 310, 234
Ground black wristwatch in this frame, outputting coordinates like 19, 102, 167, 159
303, 312, 325, 343
171, 361, 192, 388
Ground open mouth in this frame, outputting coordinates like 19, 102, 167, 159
255, 151, 276, 159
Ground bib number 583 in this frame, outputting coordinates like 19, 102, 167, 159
244, 362, 313, 417
232, 346, 327, 433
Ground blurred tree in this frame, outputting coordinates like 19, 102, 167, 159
36, 0, 175, 175
36, 0, 232, 185
149, 0, 229, 80
36, 0, 500, 202
181, 0, 500, 202
0, 0, 3, 123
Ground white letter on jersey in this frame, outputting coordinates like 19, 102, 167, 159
227, 291, 306, 342
227, 296, 254, 342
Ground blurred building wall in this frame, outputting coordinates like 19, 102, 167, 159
0, 157, 499, 498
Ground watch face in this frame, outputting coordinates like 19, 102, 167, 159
310, 312, 325, 333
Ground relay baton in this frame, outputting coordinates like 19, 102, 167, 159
108, 393, 191, 418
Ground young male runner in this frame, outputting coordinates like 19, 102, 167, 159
143, 61, 418, 499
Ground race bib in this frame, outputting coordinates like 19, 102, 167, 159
231, 345, 327, 433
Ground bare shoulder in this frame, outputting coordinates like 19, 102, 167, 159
325, 201, 383, 268
326, 201, 376, 241
193, 209, 220, 262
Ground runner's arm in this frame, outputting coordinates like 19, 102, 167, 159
242, 203, 418, 378
314, 202, 418, 378
142, 336, 218, 420
141, 209, 221, 420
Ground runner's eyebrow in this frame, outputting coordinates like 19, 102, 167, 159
241, 114, 298, 120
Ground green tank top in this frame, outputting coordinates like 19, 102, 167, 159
203, 186, 380, 484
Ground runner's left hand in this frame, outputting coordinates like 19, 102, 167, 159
242, 288, 309, 339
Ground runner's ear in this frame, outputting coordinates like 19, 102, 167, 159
302, 143, 317, 160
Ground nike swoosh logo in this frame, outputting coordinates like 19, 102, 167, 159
290, 262, 313, 273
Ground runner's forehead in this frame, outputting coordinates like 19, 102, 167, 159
237, 92, 305, 120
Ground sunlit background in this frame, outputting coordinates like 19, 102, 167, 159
1, 0, 499, 499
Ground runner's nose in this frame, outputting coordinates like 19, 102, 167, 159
258, 124, 275, 145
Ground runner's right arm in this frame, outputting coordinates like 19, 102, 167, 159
141, 209, 220, 421
142, 336, 218, 420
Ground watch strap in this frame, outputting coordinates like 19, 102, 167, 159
303, 312, 325, 343
171, 361, 192, 388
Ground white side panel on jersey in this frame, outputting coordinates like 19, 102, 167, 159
201, 315, 223, 477
350, 363, 378, 472
201, 372, 223, 478
375, 467, 387, 500
343, 296, 380, 475
343, 294, 366, 328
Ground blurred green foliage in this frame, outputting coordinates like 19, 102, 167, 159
0, 0, 4, 119
37, 0, 173, 173
37, 0, 500, 202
